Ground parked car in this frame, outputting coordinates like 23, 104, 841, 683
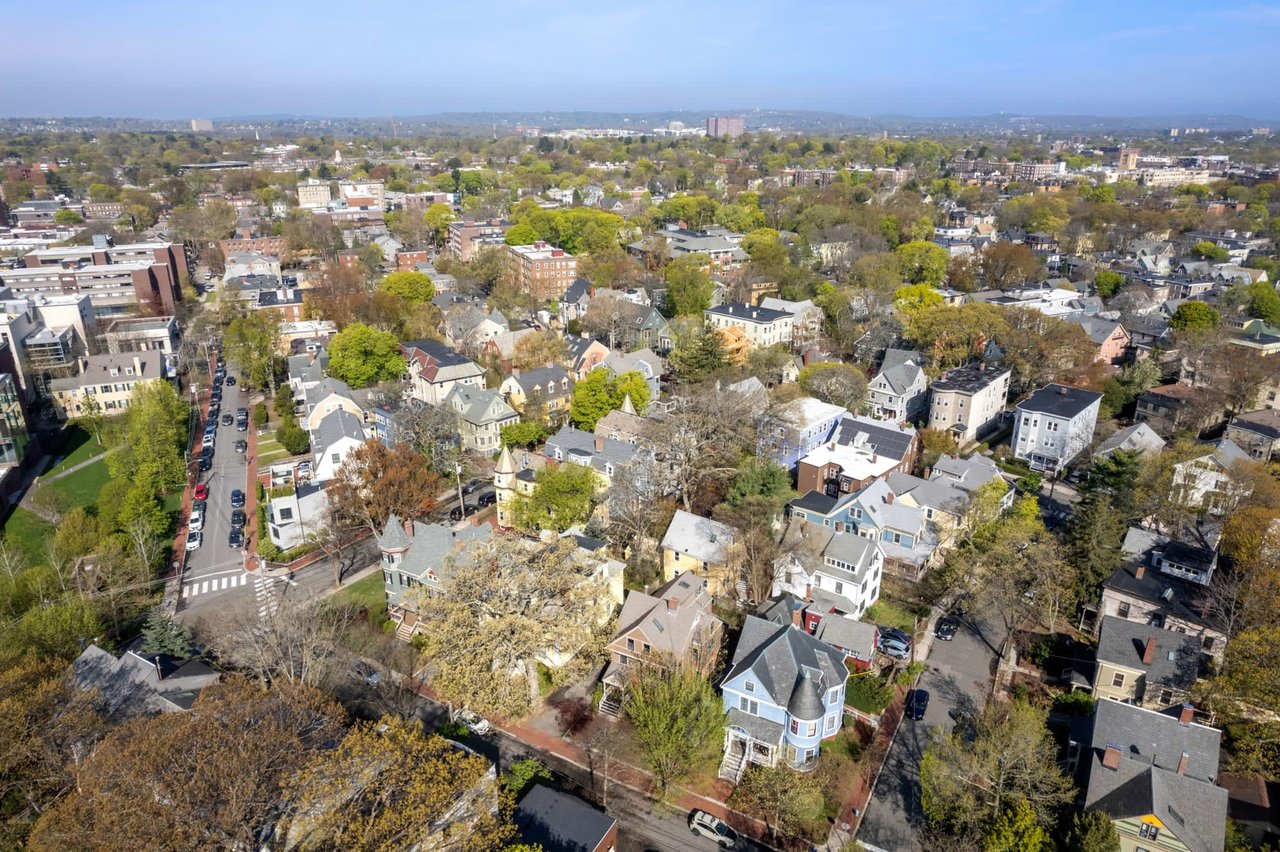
905, 688, 930, 721
222, 413, 234, 426
351, 661, 381, 686
202, 434, 215, 449
878, 636, 911, 660
449, 504, 473, 521
688, 810, 738, 848
229, 489, 245, 508
225, 376, 236, 386
198, 456, 212, 472
193, 484, 208, 501
231, 509, 246, 529
188, 509, 204, 531
234, 440, 247, 453
477, 492, 496, 507
184, 530, 202, 551
228, 528, 244, 549
462, 479, 482, 495
452, 708, 492, 736
935, 617, 959, 641
236, 419, 248, 432
191, 498, 207, 517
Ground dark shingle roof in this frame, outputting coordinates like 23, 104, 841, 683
515, 785, 616, 852
1095, 616, 1202, 697
725, 616, 845, 712
1016, 383, 1102, 418
830, 415, 917, 463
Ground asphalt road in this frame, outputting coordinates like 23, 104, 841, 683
179, 386, 255, 605
856, 609, 1006, 852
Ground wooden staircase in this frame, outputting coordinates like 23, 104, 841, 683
598, 686, 624, 718
718, 746, 746, 783
394, 618, 416, 642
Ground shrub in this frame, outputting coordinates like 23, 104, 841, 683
556, 697, 594, 736
436, 721, 468, 740
846, 674, 896, 714
502, 758, 552, 798
1054, 690, 1096, 717
253, 402, 268, 427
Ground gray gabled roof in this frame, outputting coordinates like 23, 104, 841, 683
545, 424, 638, 474
312, 408, 366, 451
305, 377, 356, 409
379, 516, 493, 589
830, 415, 917, 463
1095, 616, 1202, 695
725, 616, 846, 714
446, 385, 517, 426
1097, 423, 1166, 458
660, 509, 736, 565
515, 785, 617, 852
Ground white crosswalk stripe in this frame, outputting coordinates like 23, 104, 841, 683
254, 575, 282, 620
181, 572, 249, 599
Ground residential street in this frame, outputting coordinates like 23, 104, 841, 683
856, 608, 1006, 852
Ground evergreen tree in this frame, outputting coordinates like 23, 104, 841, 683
1060, 809, 1120, 852
984, 800, 1049, 852
140, 608, 194, 658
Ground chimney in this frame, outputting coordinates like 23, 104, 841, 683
1142, 637, 1157, 665
791, 607, 803, 630
1102, 744, 1122, 770
1176, 751, 1189, 775
153, 656, 163, 680
884, 492, 894, 505
404, 518, 414, 537
594, 435, 604, 453
1179, 703, 1195, 725
666, 597, 679, 614
1058, 386, 1069, 396
132, 355, 143, 376
1135, 562, 1146, 580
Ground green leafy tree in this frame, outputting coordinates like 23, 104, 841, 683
1093, 270, 1125, 299
327, 323, 405, 388
53, 208, 83, 225
1192, 240, 1230, 262
797, 362, 868, 411
984, 799, 1049, 852
500, 421, 549, 449
664, 254, 715, 316
503, 222, 538, 245
894, 240, 949, 286
895, 283, 945, 316
668, 326, 729, 383
729, 764, 824, 843
1168, 300, 1220, 332
509, 463, 599, 532
106, 379, 188, 506
224, 311, 282, 392
379, 270, 435, 305
1245, 280, 1280, 325
1060, 809, 1120, 852
568, 368, 651, 430
140, 608, 194, 657
421, 202, 455, 248
624, 666, 725, 794
75, 394, 106, 446
725, 458, 792, 512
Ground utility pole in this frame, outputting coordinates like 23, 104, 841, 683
455, 462, 466, 520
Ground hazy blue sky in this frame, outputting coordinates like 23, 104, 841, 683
4, 0, 1279, 118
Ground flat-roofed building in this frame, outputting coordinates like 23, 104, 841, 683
506, 241, 578, 301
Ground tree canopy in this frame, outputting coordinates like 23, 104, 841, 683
327, 323, 405, 388
379, 270, 436, 305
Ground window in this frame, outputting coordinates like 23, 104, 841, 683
1112, 672, 1125, 688
1159, 688, 1173, 705
642, 643, 651, 654
739, 696, 759, 716
827, 687, 840, 704
1117, 601, 1131, 618
1138, 823, 1160, 841
626, 638, 635, 652
807, 722, 817, 737
825, 714, 838, 732
790, 719, 800, 735
745, 681, 755, 693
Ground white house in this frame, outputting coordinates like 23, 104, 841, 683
310, 409, 368, 482
773, 525, 884, 619
1172, 437, 1250, 512
1011, 384, 1103, 473
760, 296, 824, 351
866, 348, 929, 424
927, 362, 1011, 446
704, 302, 794, 348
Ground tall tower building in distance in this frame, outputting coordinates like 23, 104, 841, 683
706, 116, 745, 138
190, 118, 214, 132
1118, 147, 1141, 171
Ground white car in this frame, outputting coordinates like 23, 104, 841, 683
202, 434, 215, 449
184, 530, 203, 551
188, 510, 204, 532
452, 708, 492, 736
689, 810, 738, 847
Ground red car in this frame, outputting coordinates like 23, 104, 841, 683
193, 484, 209, 501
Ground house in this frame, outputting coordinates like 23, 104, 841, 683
602, 347, 662, 398
927, 362, 1012, 446
559, 278, 593, 326
1225, 407, 1280, 460
660, 510, 739, 597
563, 336, 610, 381
597, 571, 724, 716
1099, 529, 1226, 660
761, 396, 847, 471
514, 785, 618, 852
1171, 438, 1250, 512
1068, 699, 1227, 852
223, 250, 281, 285
1089, 616, 1202, 711
379, 515, 495, 640
48, 351, 168, 419
1096, 422, 1166, 459
760, 296, 824, 351
866, 348, 929, 424
627, 226, 749, 273
499, 366, 574, 420
795, 415, 919, 496
787, 477, 940, 582
310, 409, 367, 482
1135, 384, 1220, 436
444, 303, 508, 350
303, 377, 364, 431
402, 339, 484, 407
542, 425, 637, 489
287, 348, 329, 398
773, 521, 885, 619
445, 385, 519, 453
718, 615, 847, 782
593, 394, 652, 446
1011, 383, 1103, 473
704, 302, 794, 348
1220, 773, 1280, 850
266, 481, 328, 551
588, 292, 673, 352
71, 644, 220, 722
1072, 316, 1130, 364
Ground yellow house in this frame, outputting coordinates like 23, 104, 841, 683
660, 509, 739, 597
1091, 616, 1201, 711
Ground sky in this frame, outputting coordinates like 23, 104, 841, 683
3, 0, 1279, 119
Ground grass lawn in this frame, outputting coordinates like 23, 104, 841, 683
43, 426, 105, 475
864, 600, 921, 635
333, 571, 387, 614
1, 507, 54, 564
255, 437, 292, 465
47, 457, 111, 509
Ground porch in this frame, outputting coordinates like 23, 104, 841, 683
720, 709, 784, 783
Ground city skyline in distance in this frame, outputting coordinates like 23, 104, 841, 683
3, 0, 1279, 120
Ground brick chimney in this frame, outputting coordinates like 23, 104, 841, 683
791, 607, 803, 630
1142, 637, 1157, 665
666, 597, 679, 614
404, 517, 414, 537
1135, 562, 1146, 580
594, 435, 604, 453
1102, 744, 1121, 770
1179, 703, 1195, 725
1176, 751, 1189, 775
884, 491, 894, 505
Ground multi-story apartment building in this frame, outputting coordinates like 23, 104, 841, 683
627, 226, 748, 273
706, 116, 745, 138
704, 302, 794, 349
927, 362, 1012, 447
13, 237, 185, 316
48, 351, 167, 419
339, 179, 386, 210
0, 290, 96, 398
296, 179, 332, 208
506, 242, 578, 301
1011, 383, 1103, 473
448, 219, 512, 261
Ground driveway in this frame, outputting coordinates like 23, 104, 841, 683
856, 609, 1005, 852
